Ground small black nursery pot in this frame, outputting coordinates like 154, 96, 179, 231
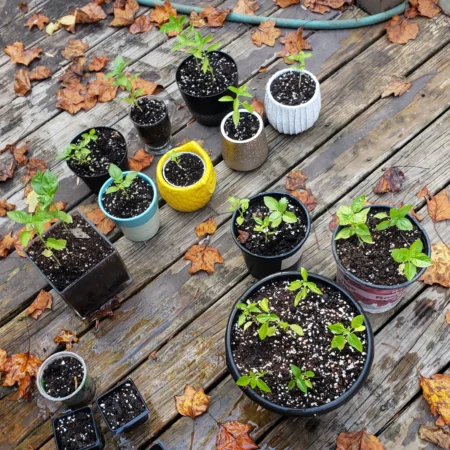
225, 271, 375, 417
53, 406, 104, 450
231, 192, 311, 279
176, 51, 238, 126
96, 378, 149, 435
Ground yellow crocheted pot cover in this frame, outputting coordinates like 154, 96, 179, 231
156, 141, 217, 212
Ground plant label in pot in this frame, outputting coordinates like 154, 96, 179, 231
229, 192, 311, 279
332, 196, 432, 313
99, 165, 160, 242
265, 52, 321, 135
219, 85, 268, 172
59, 127, 130, 194
156, 141, 217, 212
225, 270, 374, 416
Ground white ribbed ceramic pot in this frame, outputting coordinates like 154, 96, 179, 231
265, 69, 321, 135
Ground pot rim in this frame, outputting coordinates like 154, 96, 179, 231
129, 95, 168, 129
266, 69, 320, 109
176, 51, 238, 99
98, 172, 158, 223
220, 109, 264, 144
68, 126, 128, 179
225, 271, 375, 416
332, 204, 432, 290
231, 191, 311, 261
37, 351, 88, 402
162, 151, 206, 188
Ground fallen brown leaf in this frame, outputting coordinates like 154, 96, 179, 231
237, 229, 250, 243
190, 11, 206, 27
290, 189, 317, 212
405, 6, 420, 17
88, 56, 109, 71
0, 200, 15, 217
88, 73, 118, 102
22, 158, 46, 185
61, 39, 89, 61
381, 75, 412, 98
26, 290, 52, 319
446, 312, 450, 324
88, 296, 120, 328
373, 167, 405, 194
110, 0, 139, 26
56, 82, 97, 114
216, 421, 258, 450
417, 187, 450, 222
74, 2, 107, 23
0, 348, 6, 371
5, 42, 43, 66
25, 13, 49, 30
279, 29, 312, 62
80, 202, 115, 234
285, 169, 308, 191
0, 161, 17, 182
149, 0, 176, 25
1, 143, 28, 166
175, 385, 210, 419
128, 74, 162, 96
54, 330, 79, 350
336, 429, 385, 449
0, 233, 16, 258
18, 2, 29, 13
29, 65, 52, 81
57, 15, 76, 33
419, 425, 450, 449
407, 0, 441, 17
14, 69, 31, 97
129, 148, 154, 171
421, 373, 450, 426
198, 7, 230, 27
184, 244, 224, 274
251, 20, 281, 47
195, 217, 217, 238
275, 0, 299, 7
129, 14, 153, 33
329, 213, 339, 231
385, 15, 419, 45
251, 98, 264, 118
420, 243, 450, 288
232, 0, 260, 14
304, 0, 331, 13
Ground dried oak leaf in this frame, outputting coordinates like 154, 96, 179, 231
385, 15, 419, 45
129, 148, 154, 171
251, 20, 281, 47
1, 352, 42, 399
373, 167, 405, 194
88, 56, 109, 71
216, 421, 258, 450
232, 0, 260, 15
275, 0, 300, 7
285, 169, 308, 191
417, 187, 450, 222
421, 373, 450, 426
237, 229, 249, 243
304, 0, 331, 13
110, 0, 139, 26
251, 98, 264, 118
26, 290, 52, 319
54, 330, 79, 350
175, 385, 210, 419
190, 11, 206, 27
0, 161, 17, 182
74, 2, 107, 23
0, 233, 16, 258
419, 425, 450, 449
127, 73, 162, 96
88, 72, 118, 102
290, 189, 317, 212
195, 217, 217, 238
25, 13, 49, 31
80, 202, 115, 234
22, 158, 46, 185
184, 244, 224, 274
279, 29, 312, 62
30, 65, 52, 81
149, 0, 176, 26
61, 39, 89, 61
88, 297, 120, 328
14, 68, 31, 97
5, 42, 42, 66
407, 0, 441, 17
336, 429, 385, 449
420, 243, 450, 288
56, 83, 97, 114
0, 200, 15, 217
381, 75, 412, 98
198, 7, 230, 27
129, 14, 153, 33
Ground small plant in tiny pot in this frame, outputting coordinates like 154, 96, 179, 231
229, 192, 311, 279
52, 406, 104, 450
96, 378, 149, 435
226, 270, 374, 416
163, 149, 205, 188
332, 195, 432, 313
219, 85, 268, 172
265, 51, 321, 135
59, 126, 130, 194
99, 164, 160, 242
8, 171, 131, 319
168, 22, 238, 126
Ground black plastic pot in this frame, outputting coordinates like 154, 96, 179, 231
332, 205, 431, 314
225, 271, 375, 417
53, 406, 104, 450
67, 127, 130, 194
231, 192, 311, 279
176, 51, 238, 126
96, 378, 150, 435
146, 441, 167, 450
25, 209, 132, 319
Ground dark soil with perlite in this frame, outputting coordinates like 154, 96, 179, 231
98, 381, 146, 431
27, 215, 113, 292
68, 128, 127, 177
101, 177, 154, 219
271, 72, 316, 106
231, 278, 367, 409
44, 357, 84, 398
235, 197, 307, 257
224, 112, 260, 141
336, 208, 424, 286
54, 409, 97, 450
164, 153, 204, 187
131, 98, 166, 126
178, 52, 237, 97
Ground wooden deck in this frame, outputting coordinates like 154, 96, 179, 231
0, 0, 449, 448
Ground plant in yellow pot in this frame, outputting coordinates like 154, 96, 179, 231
156, 141, 216, 212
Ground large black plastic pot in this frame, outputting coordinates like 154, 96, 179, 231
67, 127, 130, 194
176, 51, 238, 126
231, 192, 311, 279
332, 205, 431, 314
225, 271, 375, 417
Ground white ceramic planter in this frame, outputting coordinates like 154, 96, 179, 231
265, 69, 321, 135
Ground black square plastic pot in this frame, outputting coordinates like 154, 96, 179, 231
96, 378, 150, 435
231, 192, 311, 279
25, 209, 132, 319
146, 441, 167, 450
52, 406, 104, 450
176, 52, 238, 127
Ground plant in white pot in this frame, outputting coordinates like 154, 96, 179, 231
265, 52, 321, 135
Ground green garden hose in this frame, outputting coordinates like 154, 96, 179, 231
137, 0, 407, 29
